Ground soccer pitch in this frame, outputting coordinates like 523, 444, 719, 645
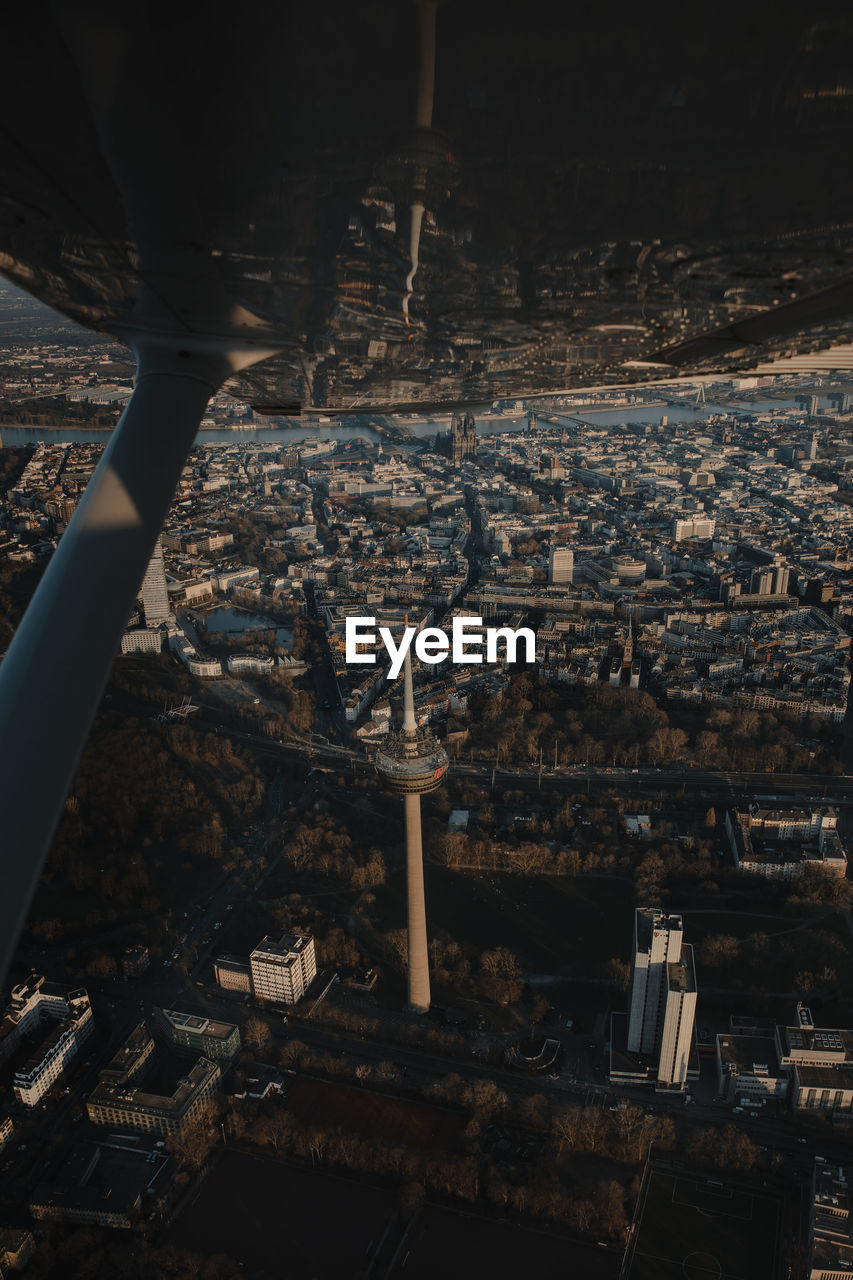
625, 1167, 783, 1280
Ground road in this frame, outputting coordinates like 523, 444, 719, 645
194, 718, 853, 804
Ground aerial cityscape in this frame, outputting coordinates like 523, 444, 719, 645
6, 3, 853, 1277
0, 283, 853, 1278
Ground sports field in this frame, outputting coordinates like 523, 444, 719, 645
626, 1167, 782, 1280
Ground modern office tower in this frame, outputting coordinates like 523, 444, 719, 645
139, 537, 170, 625
549, 546, 574, 584
374, 639, 448, 1013
249, 933, 317, 1006
450, 411, 477, 465
627, 909, 697, 1088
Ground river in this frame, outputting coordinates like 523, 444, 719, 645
0, 397, 821, 449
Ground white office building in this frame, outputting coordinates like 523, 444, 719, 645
627, 909, 697, 1089
120, 627, 164, 654
250, 933, 317, 1006
548, 546, 574, 585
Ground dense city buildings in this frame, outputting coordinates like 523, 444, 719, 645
5, 345, 853, 1273
8, 7, 853, 1273
7, 376, 853, 746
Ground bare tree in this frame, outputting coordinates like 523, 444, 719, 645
243, 1015, 272, 1056
166, 1099, 220, 1172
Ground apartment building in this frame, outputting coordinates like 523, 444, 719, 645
624, 909, 698, 1091
0, 976, 94, 1107
250, 933, 317, 1006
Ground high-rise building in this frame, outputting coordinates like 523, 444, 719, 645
749, 567, 775, 596
773, 565, 791, 595
374, 637, 448, 1013
548, 546, 573, 584
139, 537, 170, 625
627, 909, 697, 1089
249, 933, 316, 1006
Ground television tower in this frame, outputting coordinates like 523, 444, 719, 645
374, 633, 448, 1013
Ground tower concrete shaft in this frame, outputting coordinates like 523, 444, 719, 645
405, 791, 431, 1012
402, 645, 430, 1012
374, 639, 447, 1016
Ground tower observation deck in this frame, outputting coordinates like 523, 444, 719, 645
375, 639, 448, 1013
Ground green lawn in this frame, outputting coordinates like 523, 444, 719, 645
628, 1167, 782, 1280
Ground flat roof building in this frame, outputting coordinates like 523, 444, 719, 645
621, 909, 698, 1091
808, 1164, 853, 1279
87, 1023, 220, 1137
0, 976, 94, 1107
250, 933, 316, 1006
153, 1008, 240, 1061
716, 1033, 788, 1104
214, 955, 252, 994
29, 1143, 162, 1230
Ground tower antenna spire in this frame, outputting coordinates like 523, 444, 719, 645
374, 611, 448, 1013
403, 617, 417, 736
